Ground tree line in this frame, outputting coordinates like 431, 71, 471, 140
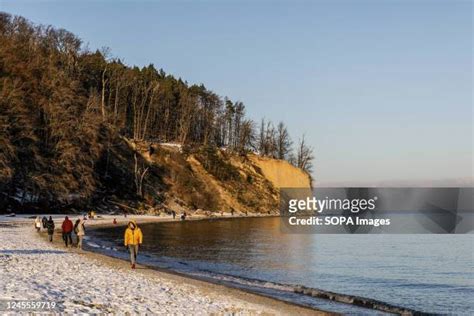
82, 50, 314, 172
0, 13, 314, 207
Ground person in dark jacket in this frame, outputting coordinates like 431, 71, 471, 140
46, 216, 55, 242
61, 216, 73, 247
42, 216, 48, 229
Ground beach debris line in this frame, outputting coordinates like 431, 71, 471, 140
294, 285, 427, 315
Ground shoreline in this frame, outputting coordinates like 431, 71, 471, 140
2, 214, 425, 315
82, 215, 426, 316
52, 237, 327, 315
1, 214, 329, 315
77, 215, 332, 315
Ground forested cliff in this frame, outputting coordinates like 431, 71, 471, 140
0, 13, 313, 213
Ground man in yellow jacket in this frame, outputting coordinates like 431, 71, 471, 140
124, 220, 143, 269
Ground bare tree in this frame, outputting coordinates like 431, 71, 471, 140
258, 118, 266, 155
101, 65, 108, 120
237, 119, 256, 154
276, 121, 292, 160
131, 79, 155, 140
233, 101, 245, 149
178, 88, 196, 144
265, 121, 277, 158
141, 82, 160, 140
224, 99, 235, 147
294, 135, 314, 174
134, 153, 149, 197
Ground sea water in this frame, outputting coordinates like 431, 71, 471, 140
88, 217, 474, 314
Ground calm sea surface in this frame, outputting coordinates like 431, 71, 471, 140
88, 217, 474, 314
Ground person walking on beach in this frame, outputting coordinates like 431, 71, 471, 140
74, 219, 85, 249
46, 216, 55, 242
61, 216, 73, 247
34, 216, 41, 232
74, 219, 80, 235
42, 216, 47, 229
124, 220, 143, 269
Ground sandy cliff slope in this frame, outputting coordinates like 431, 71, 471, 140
248, 155, 311, 189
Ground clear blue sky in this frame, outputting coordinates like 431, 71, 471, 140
1, 0, 472, 184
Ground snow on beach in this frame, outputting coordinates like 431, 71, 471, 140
0, 218, 270, 314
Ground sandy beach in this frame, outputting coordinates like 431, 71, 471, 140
0, 214, 328, 315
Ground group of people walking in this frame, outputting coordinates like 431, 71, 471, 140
35, 215, 143, 269
34, 216, 56, 242
34, 216, 86, 249
61, 216, 86, 248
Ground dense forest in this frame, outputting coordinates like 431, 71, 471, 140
0, 13, 314, 212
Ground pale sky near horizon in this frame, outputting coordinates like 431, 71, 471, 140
1, 0, 472, 184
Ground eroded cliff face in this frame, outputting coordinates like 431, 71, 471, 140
125, 140, 311, 215
247, 155, 311, 189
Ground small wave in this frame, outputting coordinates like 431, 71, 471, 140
191, 270, 295, 292
292, 285, 429, 315
189, 269, 427, 315
86, 242, 101, 248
